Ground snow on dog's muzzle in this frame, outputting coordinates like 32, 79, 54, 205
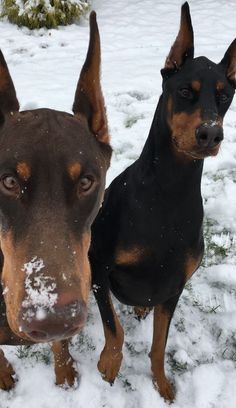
17, 256, 87, 342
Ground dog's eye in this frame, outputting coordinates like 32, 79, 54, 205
0, 175, 21, 197
77, 176, 94, 195
218, 93, 230, 104
178, 88, 193, 99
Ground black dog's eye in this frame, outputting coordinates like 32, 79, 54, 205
0, 175, 21, 197
218, 93, 230, 104
77, 176, 94, 195
178, 88, 193, 99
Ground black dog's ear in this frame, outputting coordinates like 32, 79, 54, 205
219, 39, 236, 86
161, 2, 194, 79
73, 11, 109, 144
0, 50, 19, 119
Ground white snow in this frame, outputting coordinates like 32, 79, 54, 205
0, 0, 236, 407
22, 256, 58, 321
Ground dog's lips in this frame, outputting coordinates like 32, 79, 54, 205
22, 324, 83, 343
189, 144, 221, 159
172, 137, 221, 159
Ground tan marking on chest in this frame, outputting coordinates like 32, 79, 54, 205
185, 254, 202, 281
115, 247, 147, 266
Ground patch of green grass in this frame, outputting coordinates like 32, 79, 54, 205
72, 332, 96, 353
16, 344, 51, 364
167, 351, 188, 373
1, 0, 89, 29
202, 218, 234, 267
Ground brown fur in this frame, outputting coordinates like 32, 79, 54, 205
73, 12, 110, 144
164, 5, 193, 69
0, 66, 10, 92
168, 96, 223, 159
216, 80, 225, 91
52, 340, 77, 387
134, 306, 153, 320
68, 162, 82, 181
0, 349, 15, 390
115, 246, 147, 266
150, 305, 175, 401
185, 253, 202, 280
16, 162, 31, 181
191, 80, 201, 91
97, 293, 124, 383
224, 39, 236, 81
168, 97, 202, 153
0, 11, 111, 390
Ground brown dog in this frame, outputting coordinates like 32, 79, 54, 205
0, 12, 111, 390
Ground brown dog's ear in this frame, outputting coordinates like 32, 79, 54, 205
0, 50, 19, 116
73, 11, 109, 144
164, 2, 194, 71
219, 39, 236, 85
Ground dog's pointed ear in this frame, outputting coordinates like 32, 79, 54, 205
0, 50, 19, 118
161, 2, 194, 78
219, 39, 236, 85
73, 11, 109, 144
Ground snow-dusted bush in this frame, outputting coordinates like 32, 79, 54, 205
1, 0, 89, 29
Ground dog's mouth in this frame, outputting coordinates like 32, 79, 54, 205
22, 325, 83, 343
172, 137, 221, 159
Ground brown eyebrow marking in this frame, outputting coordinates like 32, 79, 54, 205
216, 81, 225, 91
191, 80, 201, 91
68, 162, 82, 180
16, 162, 31, 181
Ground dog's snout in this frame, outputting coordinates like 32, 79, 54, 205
19, 298, 87, 342
196, 124, 223, 148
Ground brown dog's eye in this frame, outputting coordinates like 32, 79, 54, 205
0, 175, 21, 197
179, 88, 193, 99
78, 176, 94, 195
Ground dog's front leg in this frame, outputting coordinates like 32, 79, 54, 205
94, 286, 124, 384
0, 348, 15, 390
149, 293, 181, 402
51, 340, 78, 388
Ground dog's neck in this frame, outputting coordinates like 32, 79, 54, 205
138, 95, 204, 196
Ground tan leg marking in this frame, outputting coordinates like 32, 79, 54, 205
149, 305, 175, 402
0, 349, 15, 391
98, 293, 124, 384
185, 253, 202, 281
52, 340, 78, 387
134, 306, 153, 320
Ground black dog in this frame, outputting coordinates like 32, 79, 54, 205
90, 2, 236, 401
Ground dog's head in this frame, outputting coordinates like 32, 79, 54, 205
161, 2, 235, 160
0, 12, 112, 342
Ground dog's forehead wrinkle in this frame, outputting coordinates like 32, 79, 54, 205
3, 108, 91, 144
178, 57, 225, 82
0, 109, 104, 169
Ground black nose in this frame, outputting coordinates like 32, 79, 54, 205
196, 124, 223, 148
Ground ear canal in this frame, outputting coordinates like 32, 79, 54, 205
219, 39, 236, 83
164, 2, 194, 70
0, 50, 19, 114
72, 11, 109, 144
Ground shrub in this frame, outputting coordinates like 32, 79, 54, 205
1, 0, 89, 29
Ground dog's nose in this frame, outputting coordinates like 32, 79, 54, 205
196, 124, 223, 148
19, 298, 87, 342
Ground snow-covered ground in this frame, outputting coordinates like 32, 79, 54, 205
0, 0, 236, 407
